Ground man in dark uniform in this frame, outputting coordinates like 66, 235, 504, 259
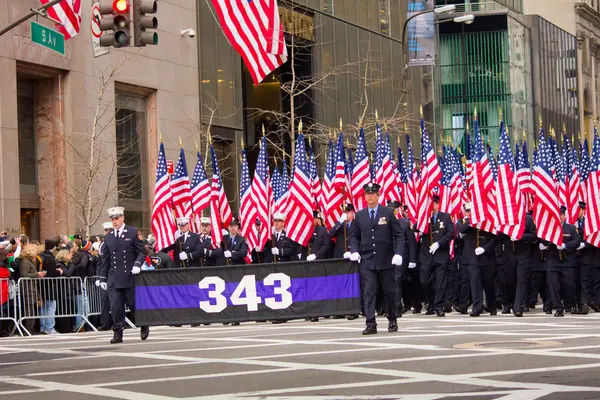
497, 233, 516, 314
96, 222, 113, 330
457, 203, 496, 316
198, 217, 225, 266
223, 218, 250, 265
256, 213, 301, 264
400, 205, 422, 314
96, 207, 149, 344
304, 211, 331, 261
530, 230, 551, 314
511, 211, 537, 317
349, 183, 405, 335
161, 217, 204, 268
576, 201, 597, 313
417, 195, 455, 317
547, 206, 581, 317
329, 204, 355, 259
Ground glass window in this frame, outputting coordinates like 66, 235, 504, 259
18, 79, 37, 196
379, 0, 390, 36
115, 93, 147, 201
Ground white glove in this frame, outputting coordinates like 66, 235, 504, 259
339, 213, 348, 223
255, 246, 260, 252
95, 280, 101, 287
222, 229, 228, 236
224, 250, 232, 258
429, 242, 440, 254
306, 254, 317, 261
578, 242, 585, 251
131, 266, 141, 275
343, 251, 351, 259
100, 282, 107, 290
539, 243, 548, 251
179, 252, 188, 261
271, 247, 280, 256
511, 236, 518, 242
392, 254, 403, 266
349, 252, 360, 262
174, 230, 182, 240
408, 262, 417, 269
557, 243, 566, 250
475, 247, 485, 256
458, 233, 465, 239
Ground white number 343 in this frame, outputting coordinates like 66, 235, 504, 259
198, 273, 293, 313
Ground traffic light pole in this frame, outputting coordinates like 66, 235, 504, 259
0, 0, 67, 38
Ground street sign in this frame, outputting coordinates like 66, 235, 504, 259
166, 160, 174, 175
31, 21, 65, 55
91, 1, 110, 57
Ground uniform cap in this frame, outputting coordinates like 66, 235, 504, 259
579, 201, 587, 209
102, 222, 113, 230
201, 217, 211, 224
273, 212, 286, 221
176, 217, 190, 226
387, 200, 400, 209
463, 202, 472, 211
363, 183, 381, 193
230, 218, 241, 227
345, 203, 355, 212
107, 207, 125, 218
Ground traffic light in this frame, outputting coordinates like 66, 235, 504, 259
133, 0, 158, 47
99, 0, 131, 48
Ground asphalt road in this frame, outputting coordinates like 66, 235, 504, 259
2, 310, 600, 399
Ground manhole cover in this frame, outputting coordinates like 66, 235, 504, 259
454, 340, 563, 349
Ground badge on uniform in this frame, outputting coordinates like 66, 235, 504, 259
378, 217, 387, 225
439, 221, 444, 229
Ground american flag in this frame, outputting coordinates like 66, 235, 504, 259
416, 119, 442, 234
239, 148, 257, 259
211, 0, 287, 84
308, 146, 321, 210
397, 145, 408, 207
580, 140, 591, 201
549, 136, 567, 208
271, 165, 282, 215
488, 144, 498, 182
191, 152, 210, 231
323, 140, 342, 230
346, 148, 354, 204
152, 143, 176, 252
386, 132, 402, 205
250, 137, 271, 251
495, 121, 525, 238
447, 147, 463, 219
209, 145, 232, 248
438, 147, 451, 214
375, 124, 396, 205
564, 135, 581, 225
286, 134, 314, 246
334, 132, 346, 192
516, 140, 532, 211
584, 129, 600, 244
470, 119, 494, 226
405, 134, 418, 225
171, 148, 193, 219
351, 127, 370, 211
280, 161, 291, 215
465, 133, 474, 191
40, 0, 81, 40
532, 128, 562, 245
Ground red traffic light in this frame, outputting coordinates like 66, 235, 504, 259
113, 0, 129, 13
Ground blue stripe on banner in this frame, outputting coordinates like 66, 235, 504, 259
136, 273, 360, 310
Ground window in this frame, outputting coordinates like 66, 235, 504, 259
379, 0, 390, 35
17, 79, 37, 195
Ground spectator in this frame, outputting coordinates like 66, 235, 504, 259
19, 243, 46, 333
39, 240, 61, 335
66, 241, 89, 332
0, 248, 11, 336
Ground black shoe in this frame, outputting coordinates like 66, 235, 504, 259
490, 309, 497, 316
191, 324, 200, 327
402, 306, 409, 314
203, 323, 211, 326
528, 302, 537, 309
589, 302, 600, 312
581, 304, 590, 315
140, 326, 149, 341
376, 309, 384, 316
454, 307, 468, 315
444, 303, 453, 313
333, 315, 345, 319
496, 300, 503, 310
483, 306, 491, 313
501, 306, 511, 314
346, 314, 359, 320
436, 311, 445, 317
324, 316, 331, 319
470, 312, 480, 317
110, 336, 123, 344
271, 320, 287, 324
223, 322, 231, 325
514, 311, 523, 317
554, 311, 564, 317
412, 309, 422, 314
544, 307, 553, 315
256, 320, 267, 323
362, 326, 377, 335
310, 317, 319, 322
170, 324, 183, 327
232, 322, 240, 326
425, 309, 435, 315
388, 320, 398, 332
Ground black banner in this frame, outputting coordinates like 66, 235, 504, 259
135, 259, 361, 326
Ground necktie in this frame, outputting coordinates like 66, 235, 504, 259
433, 214, 437, 225
116, 230, 120, 239
370, 210, 375, 223
230, 237, 234, 247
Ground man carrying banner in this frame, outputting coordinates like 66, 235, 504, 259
162, 217, 203, 268
350, 183, 405, 335
198, 217, 225, 266
223, 218, 249, 265
97, 207, 149, 344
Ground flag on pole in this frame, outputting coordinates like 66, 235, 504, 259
239, 148, 256, 260
309, 146, 321, 210
271, 164, 282, 217
39, 0, 82, 40
351, 127, 370, 211
415, 118, 442, 234
516, 140, 532, 212
286, 133, 314, 246
209, 145, 232, 248
405, 134, 418, 225
323, 140, 342, 230
334, 132, 346, 192
584, 128, 600, 244
397, 145, 408, 207
386, 132, 402, 205
564, 135, 581, 225
171, 148, 193, 219
190, 152, 210, 231
250, 136, 271, 251
469, 117, 494, 225
152, 142, 176, 252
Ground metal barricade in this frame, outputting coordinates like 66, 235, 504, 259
83, 276, 136, 330
18, 277, 97, 336
0, 278, 23, 336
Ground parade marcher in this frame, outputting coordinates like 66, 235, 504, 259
304, 211, 331, 261
511, 210, 537, 317
147, 238, 176, 270
349, 183, 405, 335
417, 195, 454, 317
329, 204, 356, 259
576, 201, 599, 313
256, 213, 301, 264
223, 218, 249, 265
453, 233, 470, 315
546, 206, 580, 317
198, 217, 225, 266
497, 233, 516, 314
400, 205, 422, 314
530, 230, 552, 314
162, 217, 203, 268
96, 207, 149, 343
96, 223, 113, 331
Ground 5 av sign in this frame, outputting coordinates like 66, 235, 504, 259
31, 21, 65, 55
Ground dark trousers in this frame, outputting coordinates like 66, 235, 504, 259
579, 261, 600, 305
100, 288, 113, 328
421, 262, 448, 312
456, 262, 470, 310
361, 267, 396, 328
465, 264, 482, 313
394, 264, 406, 311
481, 265, 497, 310
497, 261, 516, 308
446, 264, 458, 306
402, 267, 422, 311
530, 270, 550, 308
108, 287, 135, 335
513, 257, 532, 313
548, 268, 576, 313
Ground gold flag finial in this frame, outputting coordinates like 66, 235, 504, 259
339, 118, 343, 131
179, 136, 182, 147
384, 122, 388, 131
299, 119, 303, 133
194, 140, 199, 152
241, 136, 245, 148
441, 135, 445, 145
404, 121, 408, 134
474, 106, 478, 119
308, 135, 312, 147
448, 135, 453, 146
375, 109, 379, 121
595, 119, 598, 128
498, 107, 503, 122
419, 105, 423, 118
159, 131, 163, 142
562, 122, 567, 134
522, 129, 526, 141
539, 115, 543, 129
262, 123, 266, 137
466, 120, 470, 132
359, 118, 364, 128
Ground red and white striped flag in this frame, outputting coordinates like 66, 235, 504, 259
249, 137, 271, 251
322, 141, 342, 230
405, 135, 418, 224
211, 0, 287, 84
351, 127, 370, 211
239, 149, 256, 261
190, 152, 210, 231
152, 142, 176, 252
416, 119, 442, 234
40, 0, 81, 40
469, 118, 494, 227
584, 129, 600, 245
209, 145, 232, 248
171, 148, 193, 219
286, 133, 314, 246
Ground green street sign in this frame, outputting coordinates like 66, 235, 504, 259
31, 21, 65, 55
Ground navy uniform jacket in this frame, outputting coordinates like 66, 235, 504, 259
328, 220, 355, 258
399, 218, 418, 266
512, 213, 537, 259
254, 230, 300, 263
99, 225, 146, 289
418, 212, 455, 265
149, 252, 176, 269
199, 234, 225, 266
457, 219, 496, 266
301, 226, 331, 260
577, 217, 595, 264
349, 205, 405, 270
222, 234, 250, 265
162, 231, 204, 268
548, 223, 580, 269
